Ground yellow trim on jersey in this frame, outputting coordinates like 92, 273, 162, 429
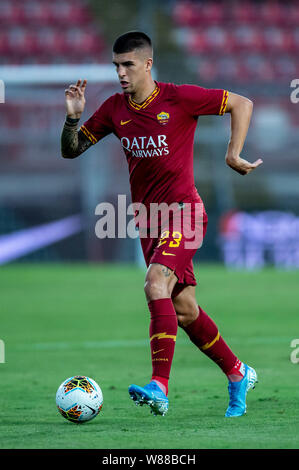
129, 85, 160, 111
200, 331, 220, 351
80, 125, 98, 144
219, 90, 229, 115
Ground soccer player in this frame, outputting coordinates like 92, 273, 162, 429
61, 31, 262, 418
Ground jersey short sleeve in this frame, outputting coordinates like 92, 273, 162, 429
80, 96, 114, 144
175, 84, 228, 117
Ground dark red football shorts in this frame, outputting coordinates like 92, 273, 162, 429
139, 201, 208, 298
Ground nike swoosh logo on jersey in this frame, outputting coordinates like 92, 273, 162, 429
162, 251, 176, 256
153, 349, 165, 355
120, 119, 132, 125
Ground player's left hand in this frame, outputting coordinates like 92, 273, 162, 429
225, 155, 263, 175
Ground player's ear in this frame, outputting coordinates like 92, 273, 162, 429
145, 57, 153, 72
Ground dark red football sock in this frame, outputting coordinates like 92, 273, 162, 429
226, 359, 245, 382
148, 298, 178, 396
182, 305, 238, 375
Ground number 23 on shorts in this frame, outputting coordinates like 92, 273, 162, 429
157, 230, 182, 249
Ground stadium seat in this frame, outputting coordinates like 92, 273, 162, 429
262, 27, 291, 53
232, 26, 264, 54
197, 58, 218, 81
232, 2, 259, 24
201, 2, 225, 25
259, 2, 287, 26
0, 1, 23, 26
172, 1, 202, 27
202, 27, 231, 53
0, 32, 11, 56
288, 3, 299, 26
274, 56, 297, 80
47, 1, 74, 25
0, 0, 105, 65
186, 31, 209, 54
172, 0, 298, 85
22, 1, 52, 26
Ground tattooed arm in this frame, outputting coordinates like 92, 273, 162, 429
61, 119, 92, 159
61, 78, 91, 159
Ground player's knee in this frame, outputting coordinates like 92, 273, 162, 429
144, 264, 175, 301
144, 277, 171, 301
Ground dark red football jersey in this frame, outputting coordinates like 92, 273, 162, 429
81, 81, 228, 210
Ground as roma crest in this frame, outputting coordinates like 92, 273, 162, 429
157, 111, 170, 125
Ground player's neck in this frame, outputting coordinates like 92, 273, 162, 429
130, 79, 156, 105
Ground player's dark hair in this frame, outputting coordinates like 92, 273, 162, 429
113, 31, 152, 55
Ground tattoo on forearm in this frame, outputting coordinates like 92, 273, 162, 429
61, 123, 92, 159
162, 267, 171, 277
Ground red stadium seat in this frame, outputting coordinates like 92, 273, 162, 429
34, 29, 68, 56
0, 0, 106, 64
197, 58, 218, 81
186, 31, 209, 54
274, 56, 297, 80
201, 2, 225, 25
245, 55, 275, 82
0, 1, 24, 26
232, 2, 259, 24
172, 1, 202, 27
47, 2, 74, 25
232, 26, 265, 54
202, 26, 231, 53
259, 2, 287, 27
235, 62, 251, 82
172, 1, 299, 86
197, 55, 249, 83
50, 32, 70, 56
288, 4, 299, 26
22, 1, 52, 26
7, 28, 35, 57
217, 56, 240, 81
262, 27, 291, 53
290, 28, 299, 53
65, 4, 92, 25
0, 32, 11, 56
65, 29, 103, 56
192, 27, 236, 54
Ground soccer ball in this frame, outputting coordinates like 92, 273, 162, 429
56, 375, 103, 423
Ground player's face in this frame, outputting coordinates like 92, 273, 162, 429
112, 50, 152, 94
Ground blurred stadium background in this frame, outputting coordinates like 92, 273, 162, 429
0, 0, 298, 269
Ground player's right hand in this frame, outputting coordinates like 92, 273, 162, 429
226, 155, 263, 175
64, 79, 87, 119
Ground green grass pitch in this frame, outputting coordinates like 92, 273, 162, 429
0, 263, 298, 449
